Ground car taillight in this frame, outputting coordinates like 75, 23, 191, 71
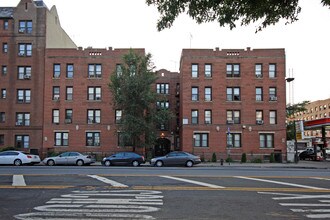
27, 155, 32, 158
142, 156, 145, 161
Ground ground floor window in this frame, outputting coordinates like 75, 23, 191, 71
259, 133, 274, 148
194, 133, 209, 147
15, 135, 29, 148
54, 132, 68, 146
86, 132, 100, 146
227, 133, 241, 148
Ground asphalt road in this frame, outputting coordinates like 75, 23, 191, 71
0, 166, 329, 219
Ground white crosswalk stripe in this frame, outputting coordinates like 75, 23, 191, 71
87, 175, 128, 187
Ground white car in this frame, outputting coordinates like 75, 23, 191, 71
0, 150, 41, 166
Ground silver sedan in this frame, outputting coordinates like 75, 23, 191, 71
43, 152, 95, 166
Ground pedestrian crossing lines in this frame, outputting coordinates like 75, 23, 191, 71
258, 192, 330, 219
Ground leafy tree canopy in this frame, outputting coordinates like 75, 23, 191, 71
286, 100, 310, 118
146, 0, 330, 32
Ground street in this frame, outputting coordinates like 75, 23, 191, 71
0, 165, 329, 219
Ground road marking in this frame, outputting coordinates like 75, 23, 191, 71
87, 175, 128, 187
280, 203, 330, 207
12, 175, 26, 187
235, 176, 328, 190
15, 190, 163, 220
160, 175, 225, 188
310, 177, 330, 181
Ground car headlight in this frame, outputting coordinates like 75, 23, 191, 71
151, 158, 156, 163
102, 157, 106, 161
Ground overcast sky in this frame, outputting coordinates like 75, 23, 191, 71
2, 0, 330, 104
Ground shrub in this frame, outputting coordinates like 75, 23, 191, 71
226, 157, 233, 163
269, 153, 275, 163
251, 158, 263, 163
211, 153, 217, 162
0, 146, 16, 152
241, 153, 247, 163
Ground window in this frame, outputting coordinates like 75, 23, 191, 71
227, 133, 241, 148
15, 135, 29, 148
270, 110, 277, 124
3, 20, 9, 30
17, 89, 31, 103
194, 133, 209, 147
88, 64, 102, 78
156, 83, 169, 94
205, 87, 212, 101
156, 101, 169, 109
115, 110, 122, 124
0, 135, 4, 145
256, 110, 263, 120
255, 64, 262, 78
0, 112, 5, 123
227, 110, 240, 124
269, 87, 277, 101
52, 109, 59, 124
18, 66, 31, 79
18, 43, 32, 56
87, 109, 101, 124
54, 132, 68, 146
129, 65, 136, 76
191, 87, 199, 101
53, 86, 60, 100
260, 133, 274, 148
191, 110, 198, 125
269, 64, 276, 78
205, 110, 212, 124
1, 89, 6, 99
226, 64, 240, 77
256, 87, 263, 101
16, 113, 30, 126
191, 64, 198, 78
205, 64, 212, 78
53, 64, 60, 78
66, 87, 73, 101
3, 43, 8, 53
88, 87, 101, 100
227, 87, 240, 101
18, 20, 32, 33
65, 109, 73, 124
116, 64, 122, 76
1, 66, 7, 75
86, 132, 100, 146
66, 64, 74, 78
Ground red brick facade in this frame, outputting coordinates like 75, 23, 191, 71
1, 1, 287, 162
179, 48, 287, 161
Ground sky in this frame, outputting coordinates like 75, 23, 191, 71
2, 0, 330, 104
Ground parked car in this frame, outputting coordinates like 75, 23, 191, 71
43, 152, 95, 166
0, 150, 41, 166
150, 151, 201, 167
102, 152, 145, 167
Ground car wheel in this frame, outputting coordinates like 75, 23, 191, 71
156, 160, 163, 167
14, 159, 22, 166
132, 160, 139, 167
76, 160, 84, 166
186, 160, 193, 167
104, 160, 111, 167
47, 160, 55, 166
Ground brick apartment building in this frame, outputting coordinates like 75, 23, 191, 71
179, 48, 287, 161
1, 0, 287, 161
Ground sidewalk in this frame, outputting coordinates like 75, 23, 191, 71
196, 159, 330, 169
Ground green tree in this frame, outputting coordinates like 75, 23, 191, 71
109, 50, 172, 152
286, 101, 310, 140
146, 0, 330, 32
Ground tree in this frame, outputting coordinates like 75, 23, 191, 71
286, 100, 310, 140
109, 50, 172, 152
146, 0, 330, 32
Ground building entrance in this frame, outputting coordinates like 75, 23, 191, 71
154, 138, 171, 157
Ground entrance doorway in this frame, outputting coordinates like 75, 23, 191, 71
154, 138, 171, 157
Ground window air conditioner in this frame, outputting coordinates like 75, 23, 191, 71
256, 120, 264, 125
269, 96, 277, 101
227, 120, 234, 124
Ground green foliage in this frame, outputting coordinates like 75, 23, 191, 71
270, 153, 275, 163
226, 157, 233, 163
211, 153, 217, 162
145, 0, 330, 32
109, 50, 172, 150
251, 158, 263, 163
241, 153, 247, 163
286, 100, 310, 140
